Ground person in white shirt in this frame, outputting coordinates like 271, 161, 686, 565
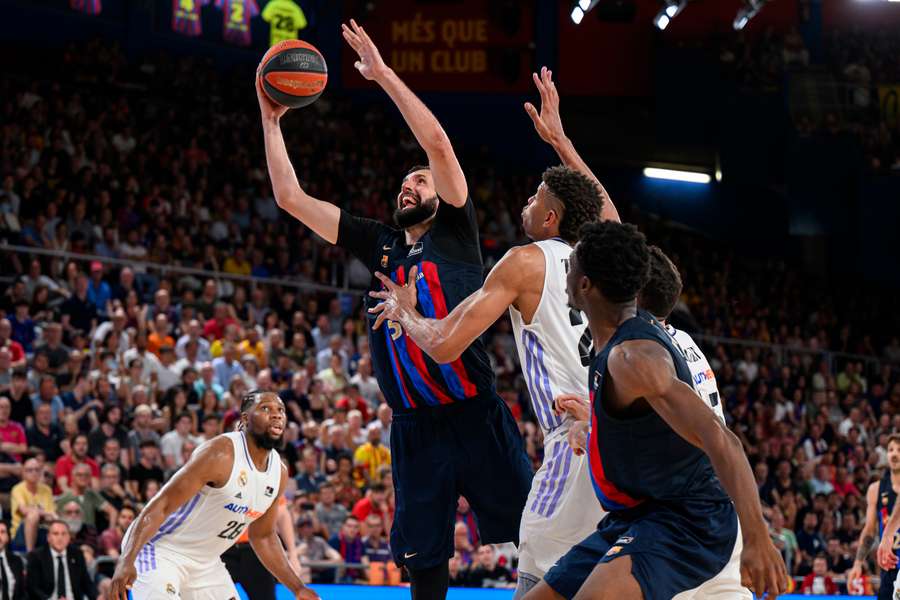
160, 413, 199, 470
175, 319, 212, 362
349, 356, 381, 408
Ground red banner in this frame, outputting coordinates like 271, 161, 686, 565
342, 0, 535, 93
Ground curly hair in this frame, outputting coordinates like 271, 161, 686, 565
575, 221, 650, 303
638, 245, 683, 319
542, 166, 604, 244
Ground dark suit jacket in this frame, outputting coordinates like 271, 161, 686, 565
26, 545, 96, 600
0, 548, 25, 600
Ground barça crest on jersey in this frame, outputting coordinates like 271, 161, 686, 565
238, 470, 248, 487
605, 545, 622, 557
381, 254, 389, 268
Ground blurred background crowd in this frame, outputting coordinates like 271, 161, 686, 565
0, 17, 899, 597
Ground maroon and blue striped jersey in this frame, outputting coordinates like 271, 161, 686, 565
215, 0, 260, 46
172, 0, 210, 37
70, 0, 102, 15
337, 198, 497, 412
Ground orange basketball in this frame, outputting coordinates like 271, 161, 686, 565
259, 40, 327, 109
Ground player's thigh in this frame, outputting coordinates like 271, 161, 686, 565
679, 532, 752, 600
181, 560, 240, 600
130, 552, 185, 600
572, 555, 643, 600
456, 400, 532, 542
390, 417, 457, 570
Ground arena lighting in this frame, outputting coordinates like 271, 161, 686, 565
733, 0, 768, 31
644, 168, 712, 184
654, 0, 686, 30
570, 0, 601, 23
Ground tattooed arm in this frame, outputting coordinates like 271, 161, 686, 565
849, 482, 880, 584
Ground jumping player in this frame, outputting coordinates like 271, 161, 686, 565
856, 435, 900, 599
257, 20, 532, 599
368, 68, 615, 598
108, 391, 315, 600
525, 221, 787, 600
637, 246, 726, 424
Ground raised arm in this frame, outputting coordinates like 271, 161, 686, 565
342, 19, 467, 207
849, 482, 879, 583
249, 464, 318, 599
368, 245, 538, 363
607, 341, 787, 598
108, 437, 234, 600
525, 67, 619, 223
256, 73, 341, 244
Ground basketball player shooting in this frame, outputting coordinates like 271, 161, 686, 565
368, 67, 618, 598
258, 19, 532, 600
109, 392, 316, 600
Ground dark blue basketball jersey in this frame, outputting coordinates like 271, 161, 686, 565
878, 471, 900, 558
336, 198, 496, 412
586, 310, 730, 512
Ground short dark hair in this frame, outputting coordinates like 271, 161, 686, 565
369, 483, 387, 494
139, 439, 159, 449
175, 411, 193, 424
575, 221, 650, 303
542, 166, 604, 244
638, 246, 682, 319
241, 389, 266, 413
887, 434, 900, 448
405, 165, 430, 178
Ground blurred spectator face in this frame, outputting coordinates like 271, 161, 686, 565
0, 397, 10, 422
812, 556, 827, 576
144, 480, 160, 501
804, 512, 818, 531
0, 319, 11, 342
358, 357, 372, 377
256, 369, 272, 391
35, 403, 52, 427
118, 507, 136, 531
22, 457, 42, 484
214, 304, 228, 322
155, 314, 170, 335
367, 424, 382, 445
341, 518, 360, 540
291, 333, 305, 350
454, 522, 470, 549
175, 414, 193, 435
201, 363, 214, 383
142, 444, 160, 464
202, 416, 220, 438
75, 274, 89, 296
48, 521, 71, 553
188, 320, 202, 338
72, 464, 91, 490
182, 440, 197, 462
366, 516, 383, 539
320, 484, 335, 505
0, 522, 8, 551
155, 289, 170, 309
72, 435, 88, 459
45, 323, 62, 346
476, 544, 497, 569
330, 354, 343, 372
39, 377, 57, 400
302, 450, 317, 473
449, 552, 462, 575
297, 519, 314, 539
103, 438, 121, 463
101, 464, 119, 487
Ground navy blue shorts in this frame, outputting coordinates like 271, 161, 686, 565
879, 568, 897, 600
389, 396, 533, 570
544, 499, 738, 600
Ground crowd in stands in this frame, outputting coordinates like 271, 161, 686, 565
0, 35, 898, 597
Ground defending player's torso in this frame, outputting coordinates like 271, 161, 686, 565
877, 472, 900, 560
665, 324, 726, 424
509, 239, 591, 437
368, 229, 494, 411
587, 310, 729, 512
124, 432, 281, 564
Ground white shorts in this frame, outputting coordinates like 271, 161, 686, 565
673, 524, 752, 600
518, 436, 606, 577
131, 547, 239, 600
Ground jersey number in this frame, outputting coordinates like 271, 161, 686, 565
569, 309, 594, 367
218, 521, 246, 540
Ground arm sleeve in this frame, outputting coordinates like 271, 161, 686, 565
430, 196, 482, 265
335, 210, 395, 273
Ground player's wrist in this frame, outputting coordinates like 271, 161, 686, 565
373, 65, 397, 85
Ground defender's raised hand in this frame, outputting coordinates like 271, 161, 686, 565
524, 66, 566, 145
342, 19, 389, 82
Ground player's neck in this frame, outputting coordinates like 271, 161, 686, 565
242, 431, 271, 471
586, 301, 637, 351
404, 220, 433, 245
891, 469, 900, 487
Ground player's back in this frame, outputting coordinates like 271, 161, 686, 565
588, 311, 730, 512
509, 238, 591, 437
665, 324, 726, 424
124, 431, 281, 567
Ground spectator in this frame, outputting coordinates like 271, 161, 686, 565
60, 272, 97, 335
454, 521, 475, 566
295, 516, 342, 584
0, 318, 26, 370
25, 402, 62, 461
5, 370, 33, 428
0, 521, 25, 600
212, 342, 245, 389
800, 554, 838, 595
0, 396, 27, 461
796, 512, 827, 565
55, 462, 117, 530
315, 482, 349, 539
351, 483, 393, 536
54, 432, 100, 493
58, 500, 99, 552
175, 319, 212, 362
466, 544, 515, 589
25, 520, 96, 600
353, 422, 390, 487
31, 375, 64, 425
350, 356, 381, 408
10, 457, 56, 552
99, 504, 135, 558
126, 403, 160, 464
328, 516, 364, 583
295, 448, 326, 494
160, 411, 197, 470
127, 440, 165, 499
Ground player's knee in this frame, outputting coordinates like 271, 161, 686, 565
573, 559, 643, 600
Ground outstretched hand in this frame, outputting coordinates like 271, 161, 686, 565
368, 265, 419, 330
342, 19, 389, 82
255, 65, 289, 123
524, 66, 565, 145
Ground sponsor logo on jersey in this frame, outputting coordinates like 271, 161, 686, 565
234, 492, 243, 499
605, 546, 622, 557
265, 485, 275, 497
238, 470, 248, 487
615, 536, 634, 545
407, 242, 423, 257
223, 502, 263, 519
692, 369, 715, 386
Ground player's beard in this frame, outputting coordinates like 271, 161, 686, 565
393, 195, 438, 229
249, 426, 285, 451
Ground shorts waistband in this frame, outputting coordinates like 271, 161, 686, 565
391, 395, 498, 421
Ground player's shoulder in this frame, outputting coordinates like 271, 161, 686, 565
192, 433, 236, 464
867, 480, 880, 498
495, 243, 544, 275
608, 339, 675, 390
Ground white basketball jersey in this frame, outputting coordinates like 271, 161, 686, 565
509, 239, 591, 438
125, 432, 281, 564
664, 324, 726, 424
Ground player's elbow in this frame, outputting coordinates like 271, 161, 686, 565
430, 342, 462, 364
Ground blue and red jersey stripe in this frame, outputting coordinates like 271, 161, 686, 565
587, 390, 643, 511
